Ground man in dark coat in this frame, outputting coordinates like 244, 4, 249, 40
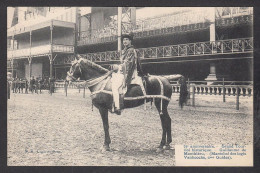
30, 76, 35, 93
39, 77, 43, 94
25, 79, 29, 94
111, 32, 144, 114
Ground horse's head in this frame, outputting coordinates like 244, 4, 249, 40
66, 59, 82, 82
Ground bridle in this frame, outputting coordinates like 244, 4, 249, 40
67, 61, 82, 81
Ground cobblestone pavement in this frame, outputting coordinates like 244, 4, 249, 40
7, 89, 253, 166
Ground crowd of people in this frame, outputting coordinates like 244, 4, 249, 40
7, 75, 56, 99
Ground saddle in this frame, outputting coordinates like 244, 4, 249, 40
129, 75, 147, 95
110, 72, 147, 111
88, 71, 169, 113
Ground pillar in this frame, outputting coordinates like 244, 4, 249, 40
130, 7, 136, 29
49, 54, 57, 79
74, 24, 77, 55
209, 9, 216, 43
12, 35, 15, 78
11, 59, 14, 79
118, 7, 122, 59
28, 57, 32, 80
205, 63, 217, 85
50, 23, 53, 78
49, 54, 53, 78
29, 31, 32, 80
205, 8, 217, 85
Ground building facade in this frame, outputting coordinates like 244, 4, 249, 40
7, 7, 253, 82
7, 7, 78, 80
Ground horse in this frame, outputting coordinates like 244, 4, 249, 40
66, 57, 188, 152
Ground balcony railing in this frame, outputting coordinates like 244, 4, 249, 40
78, 10, 213, 46
216, 7, 253, 19
31, 45, 51, 56
7, 44, 74, 59
134, 9, 213, 32
52, 44, 74, 53
76, 37, 253, 63
78, 8, 253, 46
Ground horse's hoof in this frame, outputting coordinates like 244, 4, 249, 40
164, 145, 171, 150
101, 145, 110, 152
156, 147, 164, 153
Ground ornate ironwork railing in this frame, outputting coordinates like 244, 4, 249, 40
54, 54, 76, 65
78, 8, 253, 46
134, 9, 213, 32
216, 7, 253, 19
76, 37, 253, 62
78, 10, 213, 46
7, 44, 74, 59
52, 45, 74, 53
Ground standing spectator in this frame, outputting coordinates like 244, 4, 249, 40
19, 79, 25, 93
7, 73, 12, 99
30, 76, 36, 94
17, 78, 22, 93
35, 77, 39, 94
12, 78, 15, 93
25, 79, 29, 94
7, 80, 10, 99
49, 77, 55, 94
14, 78, 19, 93
39, 77, 43, 94
29, 77, 32, 92
17, 78, 20, 93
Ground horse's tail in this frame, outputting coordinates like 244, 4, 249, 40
178, 75, 188, 108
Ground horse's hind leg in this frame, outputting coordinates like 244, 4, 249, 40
155, 100, 167, 151
155, 100, 172, 150
99, 107, 111, 151
163, 108, 172, 150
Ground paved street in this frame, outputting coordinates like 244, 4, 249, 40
7, 89, 253, 166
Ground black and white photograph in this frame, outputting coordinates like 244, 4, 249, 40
6, 7, 253, 166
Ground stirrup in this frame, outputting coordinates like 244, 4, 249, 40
114, 108, 121, 115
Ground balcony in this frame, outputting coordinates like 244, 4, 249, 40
7, 44, 74, 59
78, 10, 213, 46
216, 7, 253, 19
75, 37, 253, 63
78, 8, 253, 46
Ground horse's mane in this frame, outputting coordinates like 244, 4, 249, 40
77, 56, 109, 73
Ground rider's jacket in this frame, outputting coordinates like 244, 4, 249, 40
121, 45, 144, 88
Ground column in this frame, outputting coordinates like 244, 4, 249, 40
11, 59, 14, 79
118, 7, 122, 56
55, 67, 57, 79
209, 7, 216, 43
28, 57, 32, 80
87, 14, 91, 38
205, 8, 217, 85
12, 35, 15, 78
205, 63, 218, 85
73, 24, 77, 56
29, 31, 32, 80
49, 54, 53, 78
50, 23, 53, 78
130, 7, 136, 29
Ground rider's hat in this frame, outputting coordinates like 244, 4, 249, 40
121, 32, 134, 42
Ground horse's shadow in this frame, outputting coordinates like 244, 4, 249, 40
111, 147, 175, 157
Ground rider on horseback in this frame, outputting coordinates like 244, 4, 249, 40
111, 32, 144, 115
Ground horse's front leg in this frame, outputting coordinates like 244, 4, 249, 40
99, 107, 111, 151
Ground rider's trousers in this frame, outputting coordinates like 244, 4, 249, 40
111, 72, 124, 109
